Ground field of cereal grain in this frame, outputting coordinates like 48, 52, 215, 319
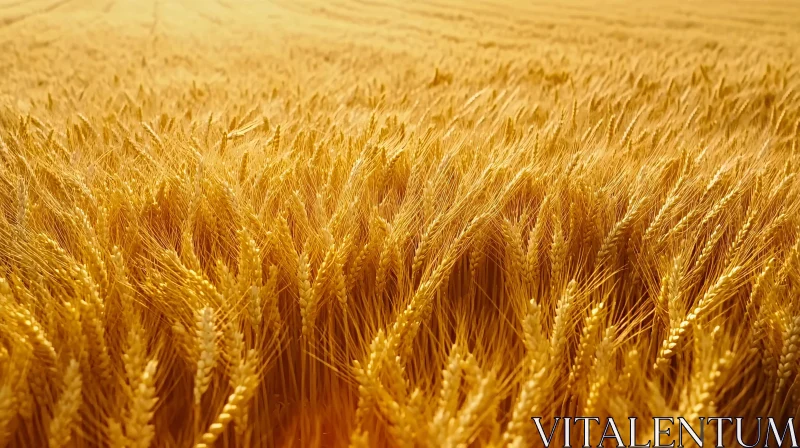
1, 0, 800, 446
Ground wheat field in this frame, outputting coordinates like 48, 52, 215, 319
0, 0, 799, 447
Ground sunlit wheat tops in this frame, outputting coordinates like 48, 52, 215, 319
1, 0, 800, 446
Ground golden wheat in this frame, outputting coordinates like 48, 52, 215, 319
0, 0, 799, 446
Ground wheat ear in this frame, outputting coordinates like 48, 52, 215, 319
126, 360, 159, 448
47, 359, 82, 448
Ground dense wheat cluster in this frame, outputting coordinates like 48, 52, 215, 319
1, 0, 800, 446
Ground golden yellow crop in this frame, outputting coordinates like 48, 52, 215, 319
0, 0, 799, 446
